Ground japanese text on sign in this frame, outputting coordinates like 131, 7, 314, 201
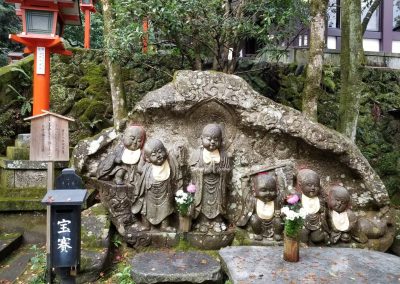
57, 219, 72, 253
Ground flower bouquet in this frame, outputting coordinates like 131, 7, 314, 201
175, 183, 196, 232
281, 194, 306, 262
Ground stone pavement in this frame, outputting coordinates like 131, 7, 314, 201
131, 251, 223, 283
219, 246, 400, 284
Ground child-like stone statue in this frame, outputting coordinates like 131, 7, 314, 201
327, 185, 359, 243
190, 123, 231, 233
97, 125, 145, 185
133, 139, 180, 232
297, 169, 329, 244
237, 172, 284, 241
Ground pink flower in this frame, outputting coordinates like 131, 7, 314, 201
187, 183, 197, 193
287, 194, 299, 205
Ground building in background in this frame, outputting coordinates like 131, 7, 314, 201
296, 0, 400, 53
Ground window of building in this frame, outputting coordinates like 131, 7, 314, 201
362, 1, 380, 32
327, 36, 337, 50
363, 39, 380, 52
394, 0, 400, 30
392, 41, 400, 52
328, 0, 340, 28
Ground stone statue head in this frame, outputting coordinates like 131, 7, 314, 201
201, 123, 222, 151
123, 125, 146, 151
327, 185, 351, 213
253, 172, 277, 202
297, 169, 320, 198
143, 139, 168, 166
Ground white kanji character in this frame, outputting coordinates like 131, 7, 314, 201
57, 236, 72, 253
57, 219, 71, 234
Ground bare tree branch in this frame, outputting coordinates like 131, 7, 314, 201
361, 0, 382, 34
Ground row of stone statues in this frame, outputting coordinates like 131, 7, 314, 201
97, 123, 231, 233
96, 124, 390, 246
237, 168, 390, 245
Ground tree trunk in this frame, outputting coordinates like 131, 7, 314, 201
302, 0, 328, 122
337, 0, 364, 141
101, 0, 127, 131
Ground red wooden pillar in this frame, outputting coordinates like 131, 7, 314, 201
84, 9, 91, 49
142, 17, 149, 53
32, 46, 51, 115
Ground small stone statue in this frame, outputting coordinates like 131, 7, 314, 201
237, 172, 284, 241
326, 185, 358, 243
190, 123, 231, 233
97, 125, 146, 185
297, 169, 329, 244
133, 139, 180, 232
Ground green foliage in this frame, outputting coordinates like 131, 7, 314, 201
284, 218, 303, 238
29, 245, 46, 284
110, 0, 309, 72
112, 235, 123, 248
0, 1, 21, 67
115, 264, 135, 284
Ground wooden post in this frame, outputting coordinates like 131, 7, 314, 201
46, 161, 55, 283
33, 47, 51, 115
142, 17, 148, 53
84, 9, 91, 49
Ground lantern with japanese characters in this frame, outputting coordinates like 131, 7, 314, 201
42, 189, 87, 268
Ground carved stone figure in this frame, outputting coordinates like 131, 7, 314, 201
327, 185, 359, 243
133, 139, 180, 232
190, 123, 231, 233
237, 172, 284, 241
97, 125, 145, 185
297, 169, 329, 244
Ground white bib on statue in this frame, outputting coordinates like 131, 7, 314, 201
302, 195, 320, 215
203, 149, 221, 164
331, 210, 350, 231
121, 148, 141, 165
256, 199, 275, 220
152, 160, 170, 181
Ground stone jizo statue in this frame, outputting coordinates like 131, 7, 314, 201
190, 123, 231, 233
297, 169, 329, 244
237, 172, 284, 241
133, 139, 180, 232
97, 125, 145, 185
327, 185, 359, 243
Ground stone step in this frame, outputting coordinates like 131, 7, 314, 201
130, 251, 223, 283
0, 244, 34, 283
0, 197, 46, 211
0, 233, 23, 263
0, 188, 97, 212
6, 146, 29, 160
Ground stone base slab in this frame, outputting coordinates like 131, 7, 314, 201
131, 251, 223, 284
219, 246, 400, 284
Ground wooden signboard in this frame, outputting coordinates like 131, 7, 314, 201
24, 110, 74, 161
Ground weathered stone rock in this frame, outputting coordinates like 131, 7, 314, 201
389, 209, 400, 256
78, 203, 112, 283
75, 70, 394, 250
219, 246, 400, 284
131, 251, 223, 284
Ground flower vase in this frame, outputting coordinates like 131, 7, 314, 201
179, 215, 192, 232
283, 234, 299, 262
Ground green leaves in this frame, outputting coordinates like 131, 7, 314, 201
107, 0, 309, 72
